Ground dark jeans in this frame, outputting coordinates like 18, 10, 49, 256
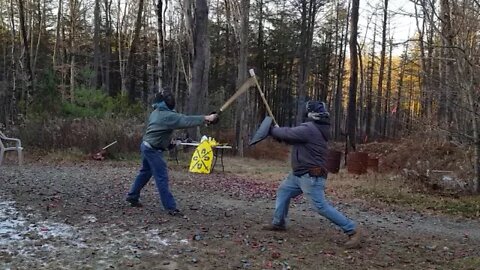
127, 142, 177, 210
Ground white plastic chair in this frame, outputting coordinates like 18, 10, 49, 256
0, 131, 23, 165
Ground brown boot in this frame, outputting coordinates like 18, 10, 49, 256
345, 227, 364, 249
262, 224, 286, 231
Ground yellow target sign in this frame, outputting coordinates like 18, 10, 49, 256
189, 141, 214, 174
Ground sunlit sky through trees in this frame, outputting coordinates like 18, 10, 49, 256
359, 0, 417, 55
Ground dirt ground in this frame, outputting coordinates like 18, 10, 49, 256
1, 158, 480, 270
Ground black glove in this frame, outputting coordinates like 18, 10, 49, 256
208, 112, 220, 125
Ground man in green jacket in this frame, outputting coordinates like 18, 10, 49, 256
126, 89, 218, 216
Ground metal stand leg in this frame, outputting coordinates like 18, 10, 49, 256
169, 147, 179, 164
174, 146, 179, 164
212, 148, 218, 172
220, 148, 225, 172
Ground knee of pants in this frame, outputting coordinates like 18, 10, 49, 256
312, 199, 330, 215
156, 182, 170, 191
276, 186, 293, 198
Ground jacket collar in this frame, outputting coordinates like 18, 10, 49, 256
153, 101, 174, 112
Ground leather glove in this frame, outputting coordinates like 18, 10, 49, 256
205, 112, 219, 125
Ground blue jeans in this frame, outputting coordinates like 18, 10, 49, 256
127, 143, 177, 210
272, 172, 356, 235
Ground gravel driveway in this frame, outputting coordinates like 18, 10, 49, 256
1, 162, 479, 269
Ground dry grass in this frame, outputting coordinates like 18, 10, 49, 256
166, 147, 290, 182
167, 151, 480, 218
222, 156, 290, 181
357, 137, 474, 180
171, 154, 480, 218
327, 170, 480, 218
16, 117, 144, 154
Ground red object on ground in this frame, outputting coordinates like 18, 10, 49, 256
347, 152, 369, 174
92, 149, 107, 160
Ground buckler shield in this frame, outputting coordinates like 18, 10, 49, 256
189, 140, 214, 174
249, 116, 273, 146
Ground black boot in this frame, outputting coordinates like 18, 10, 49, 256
126, 197, 143, 207
168, 209, 183, 217
262, 224, 286, 231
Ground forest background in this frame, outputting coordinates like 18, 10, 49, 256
0, 0, 479, 193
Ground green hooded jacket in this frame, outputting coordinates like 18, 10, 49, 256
142, 101, 205, 150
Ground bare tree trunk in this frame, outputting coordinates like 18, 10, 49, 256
255, 0, 265, 123
346, 0, 359, 152
186, 0, 210, 139
383, 38, 393, 137
61, 10, 68, 101
357, 42, 364, 138
183, 0, 194, 79
224, 0, 233, 97
415, 0, 436, 120
155, 0, 165, 88
104, 0, 112, 95
295, 0, 320, 125
70, 49, 75, 101
425, 1, 435, 120
17, 0, 35, 115
374, 0, 388, 137
318, 31, 332, 102
8, 0, 17, 124
439, 0, 455, 131
471, 102, 480, 193
407, 74, 414, 131
142, 36, 149, 104
69, 0, 77, 102
475, 137, 480, 194
234, 0, 249, 157
53, 0, 63, 68
125, 0, 145, 103
333, 1, 349, 139
415, 1, 427, 118
393, 41, 408, 138
365, 23, 376, 140
93, 0, 102, 89
32, 0, 45, 76
117, 0, 128, 93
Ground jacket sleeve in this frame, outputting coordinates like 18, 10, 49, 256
270, 125, 310, 144
167, 113, 205, 129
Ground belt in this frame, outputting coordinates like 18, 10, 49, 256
308, 167, 328, 178
143, 141, 164, 151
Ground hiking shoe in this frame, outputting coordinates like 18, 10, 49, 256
126, 198, 143, 208
262, 224, 287, 231
168, 209, 184, 217
345, 227, 364, 249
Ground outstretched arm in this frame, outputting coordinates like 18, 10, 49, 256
270, 125, 309, 144
167, 113, 218, 129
